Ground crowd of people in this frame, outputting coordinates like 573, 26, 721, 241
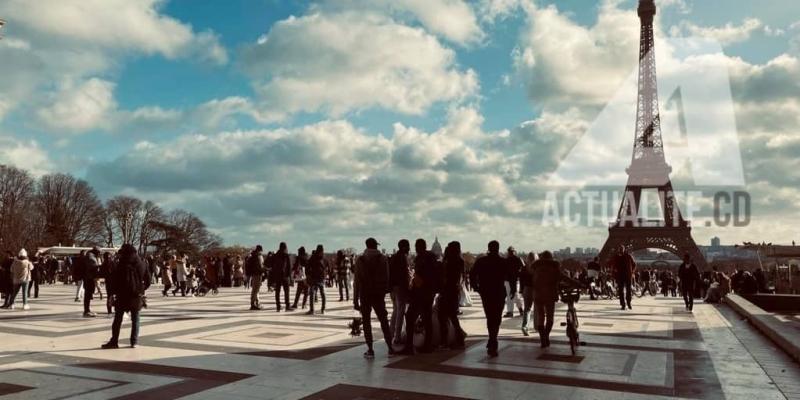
0, 239, 780, 358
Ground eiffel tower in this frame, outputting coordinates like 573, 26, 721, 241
598, 0, 706, 269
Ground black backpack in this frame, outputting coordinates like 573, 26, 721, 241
117, 260, 143, 297
246, 254, 261, 275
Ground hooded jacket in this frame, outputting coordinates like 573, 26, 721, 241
11, 257, 34, 284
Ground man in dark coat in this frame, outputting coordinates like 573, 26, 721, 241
678, 254, 700, 311
271, 242, 292, 312
102, 244, 150, 349
353, 237, 394, 359
83, 247, 101, 317
469, 240, 507, 357
306, 245, 327, 315
505, 246, 524, 317
532, 251, 562, 348
400, 239, 439, 354
610, 245, 636, 310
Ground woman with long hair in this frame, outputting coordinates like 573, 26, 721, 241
292, 247, 309, 310
438, 241, 466, 349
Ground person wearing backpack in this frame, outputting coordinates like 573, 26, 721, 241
246, 245, 265, 310
102, 244, 150, 349
353, 237, 394, 359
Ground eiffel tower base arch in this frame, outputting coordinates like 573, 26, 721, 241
598, 226, 707, 270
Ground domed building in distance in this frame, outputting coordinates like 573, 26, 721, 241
431, 236, 443, 260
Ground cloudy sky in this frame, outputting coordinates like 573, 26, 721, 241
1, 0, 798, 252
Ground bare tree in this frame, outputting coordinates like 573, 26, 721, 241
106, 195, 143, 245
36, 173, 105, 246
138, 200, 164, 255
0, 165, 37, 252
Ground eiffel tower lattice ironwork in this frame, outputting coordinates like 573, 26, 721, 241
598, 0, 706, 269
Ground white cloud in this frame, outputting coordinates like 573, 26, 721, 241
0, 0, 227, 63
241, 11, 478, 120
671, 18, 764, 45
0, 137, 53, 177
36, 78, 116, 133
513, 1, 640, 106
478, 0, 523, 23
0, 0, 227, 127
316, 0, 484, 45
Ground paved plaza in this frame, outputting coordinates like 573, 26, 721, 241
1, 285, 799, 399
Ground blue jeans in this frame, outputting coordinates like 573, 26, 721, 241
309, 283, 326, 312
8, 281, 29, 306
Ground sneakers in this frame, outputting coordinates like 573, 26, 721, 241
319, 310, 325, 315
101, 342, 119, 349
503, 312, 513, 318
363, 349, 375, 359
521, 327, 529, 337
130, 343, 137, 349
627, 303, 632, 310
22, 304, 30, 311
487, 348, 499, 358
305, 310, 314, 315
84, 312, 96, 318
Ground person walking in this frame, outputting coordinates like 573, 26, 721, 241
520, 252, 536, 336
610, 245, 636, 310
587, 257, 601, 300
0, 252, 13, 307
389, 239, 411, 346
272, 242, 293, 312
100, 253, 115, 315
336, 250, 351, 301
292, 247, 309, 310
400, 239, 439, 354
73, 251, 86, 302
438, 241, 466, 349
469, 241, 507, 357
532, 251, 562, 348
27, 253, 42, 299
173, 253, 189, 297
2, 249, 34, 310
353, 237, 395, 359
102, 244, 150, 349
678, 254, 700, 312
161, 255, 174, 296
504, 247, 523, 318
306, 245, 327, 315
82, 247, 101, 317
246, 245, 265, 310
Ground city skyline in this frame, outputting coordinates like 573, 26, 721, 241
1, 0, 799, 252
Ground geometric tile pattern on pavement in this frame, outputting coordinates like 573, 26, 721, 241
1, 284, 798, 399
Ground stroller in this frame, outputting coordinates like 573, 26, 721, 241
196, 279, 219, 297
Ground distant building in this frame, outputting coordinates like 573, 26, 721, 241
711, 237, 721, 248
431, 236, 443, 260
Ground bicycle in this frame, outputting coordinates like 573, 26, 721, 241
559, 287, 585, 356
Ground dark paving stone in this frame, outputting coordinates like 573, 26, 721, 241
0, 382, 33, 395
300, 383, 473, 400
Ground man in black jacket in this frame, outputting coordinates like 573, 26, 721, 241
470, 240, 507, 357
271, 242, 292, 311
505, 246, 524, 317
400, 239, 438, 354
306, 245, 327, 315
102, 244, 150, 349
354, 237, 394, 359
678, 254, 699, 311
